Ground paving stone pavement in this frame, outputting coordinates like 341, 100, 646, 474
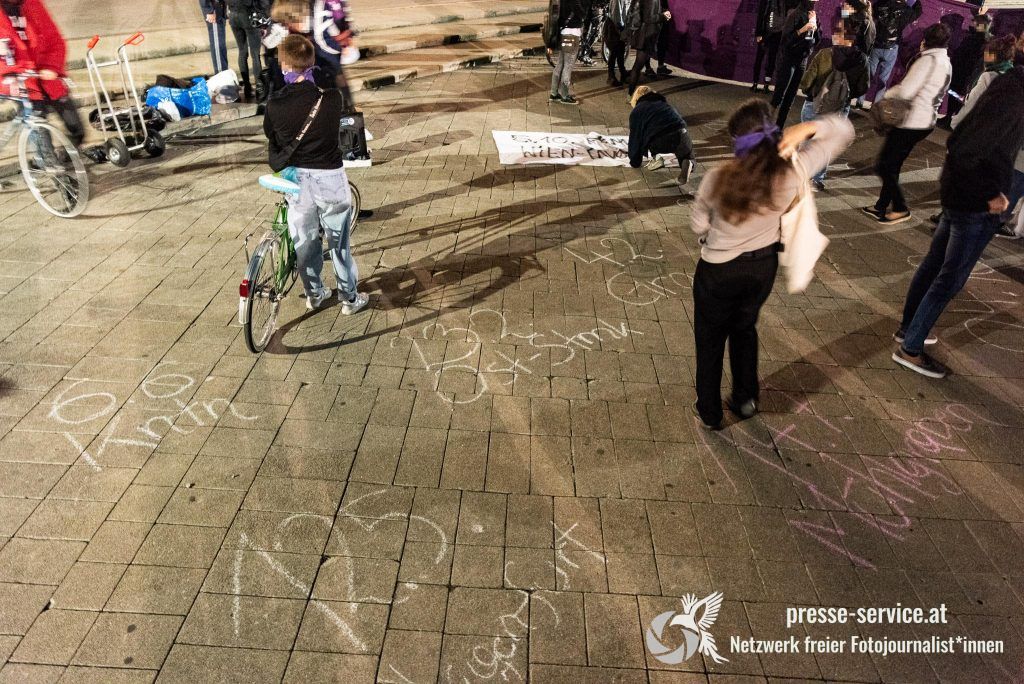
1, 57, 1024, 683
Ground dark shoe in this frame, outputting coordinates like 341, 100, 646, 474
678, 159, 694, 187
929, 212, 942, 225
607, 77, 622, 87
811, 179, 825, 193
750, 82, 759, 92
691, 401, 722, 431
728, 398, 758, 420
861, 206, 885, 220
892, 347, 947, 379
559, 95, 579, 105
893, 329, 937, 346
877, 211, 913, 225
644, 67, 657, 77
358, 209, 374, 219
549, 93, 562, 103
995, 223, 1020, 239
657, 65, 671, 76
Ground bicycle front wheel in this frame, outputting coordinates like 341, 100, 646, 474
243, 234, 285, 354
348, 181, 361, 233
18, 122, 89, 218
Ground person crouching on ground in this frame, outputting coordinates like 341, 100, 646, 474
690, 99, 854, 429
892, 47, 1024, 379
263, 34, 369, 315
628, 85, 695, 187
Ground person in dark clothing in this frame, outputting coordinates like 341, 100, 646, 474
199, 0, 229, 73
654, 0, 672, 76
842, 0, 875, 55
547, 0, 586, 103
893, 62, 1024, 378
227, 0, 270, 101
578, 0, 600, 66
627, 86, 695, 186
264, 34, 369, 316
940, 12, 991, 126
858, 0, 923, 107
751, 0, 789, 92
605, 0, 631, 86
626, 0, 667, 94
770, 0, 819, 127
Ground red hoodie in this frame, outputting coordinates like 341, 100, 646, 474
0, 0, 68, 100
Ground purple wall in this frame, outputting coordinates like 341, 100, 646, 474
664, 0, 1024, 84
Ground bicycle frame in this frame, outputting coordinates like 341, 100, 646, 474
271, 201, 297, 292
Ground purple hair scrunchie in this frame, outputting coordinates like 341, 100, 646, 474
733, 121, 781, 159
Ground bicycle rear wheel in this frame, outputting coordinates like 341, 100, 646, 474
243, 234, 285, 353
18, 122, 89, 218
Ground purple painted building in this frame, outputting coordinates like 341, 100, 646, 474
663, 0, 1024, 85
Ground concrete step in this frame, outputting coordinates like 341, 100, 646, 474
63, 1, 546, 71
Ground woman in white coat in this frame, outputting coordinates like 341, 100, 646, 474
865, 23, 952, 225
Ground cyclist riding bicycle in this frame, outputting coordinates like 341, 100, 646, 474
0, 0, 84, 147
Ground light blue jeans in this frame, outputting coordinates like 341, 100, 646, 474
800, 99, 850, 184
286, 167, 358, 301
859, 45, 899, 106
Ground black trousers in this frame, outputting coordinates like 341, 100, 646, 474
874, 127, 932, 214
605, 23, 628, 81
46, 96, 85, 147
648, 127, 694, 166
693, 252, 778, 426
752, 32, 782, 84
656, 20, 669, 66
627, 31, 658, 91
771, 50, 807, 127
228, 15, 263, 84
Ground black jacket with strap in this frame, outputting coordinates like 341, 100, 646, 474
941, 66, 1024, 212
874, 0, 923, 49
756, 0, 787, 37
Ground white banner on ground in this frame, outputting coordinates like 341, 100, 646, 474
491, 130, 678, 167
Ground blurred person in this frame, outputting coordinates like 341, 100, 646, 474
893, 51, 1024, 377
941, 11, 991, 126
200, 0, 229, 73
0, 0, 84, 146
751, 0, 789, 92
690, 99, 854, 428
625, 0, 668, 94
857, 0, 923, 108
865, 22, 951, 225
770, 0, 819, 127
606, 0, 631, 86
228, 0, 272, 101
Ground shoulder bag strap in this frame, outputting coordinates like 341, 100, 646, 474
274, 87, 324, 165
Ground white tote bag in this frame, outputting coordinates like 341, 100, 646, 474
779, 155, 830, 293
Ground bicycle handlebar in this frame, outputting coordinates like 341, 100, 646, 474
87, 35, 100, 49
123, 32, 144, 46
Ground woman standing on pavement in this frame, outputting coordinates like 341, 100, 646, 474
690, 99, 854, 429
866, 22, 951, 225
547, 0, 586, 104
228, 0, 271, 101
626, 0, 668, 95
606, 0, 631, 86
770, 0, 819, 127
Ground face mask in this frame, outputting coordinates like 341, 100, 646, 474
283, 67, 316, 84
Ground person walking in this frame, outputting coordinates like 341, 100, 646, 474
690, 99, 854, 428
627, 85, 695, 186
892, 56, 1024, 377
770, 0, 819, 127
653, 0, 672, 76
227, 0, 270, 101
547, 0, 586, 104
200, 0, 229, 73
857, 0, 923, 108
625, 0, 666, 94
751, 0, 788, 92
798, 18, 868, 190
865, 22, 951, 225
606, 0, 631, 86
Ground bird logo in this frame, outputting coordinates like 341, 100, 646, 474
645, 591, 728, 665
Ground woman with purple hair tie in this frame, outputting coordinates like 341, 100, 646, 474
688, 98, 854, 430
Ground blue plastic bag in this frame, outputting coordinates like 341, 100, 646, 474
145, 77, 212, 117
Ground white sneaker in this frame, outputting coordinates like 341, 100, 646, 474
645, 156, 665, 171
340, 292, 369, 315
306, 287, 333, 311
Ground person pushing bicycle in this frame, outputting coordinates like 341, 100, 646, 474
263, 34, 368, 315
0, 0, 84, 147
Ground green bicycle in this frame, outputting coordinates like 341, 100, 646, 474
238, 173, 361, 353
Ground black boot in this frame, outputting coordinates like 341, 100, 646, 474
241, 72, 253, 102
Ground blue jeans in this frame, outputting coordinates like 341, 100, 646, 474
800, 99, 849, 183
286, 167, 358, 301
860, 45, 898, 106
899, 210, 1001, 354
